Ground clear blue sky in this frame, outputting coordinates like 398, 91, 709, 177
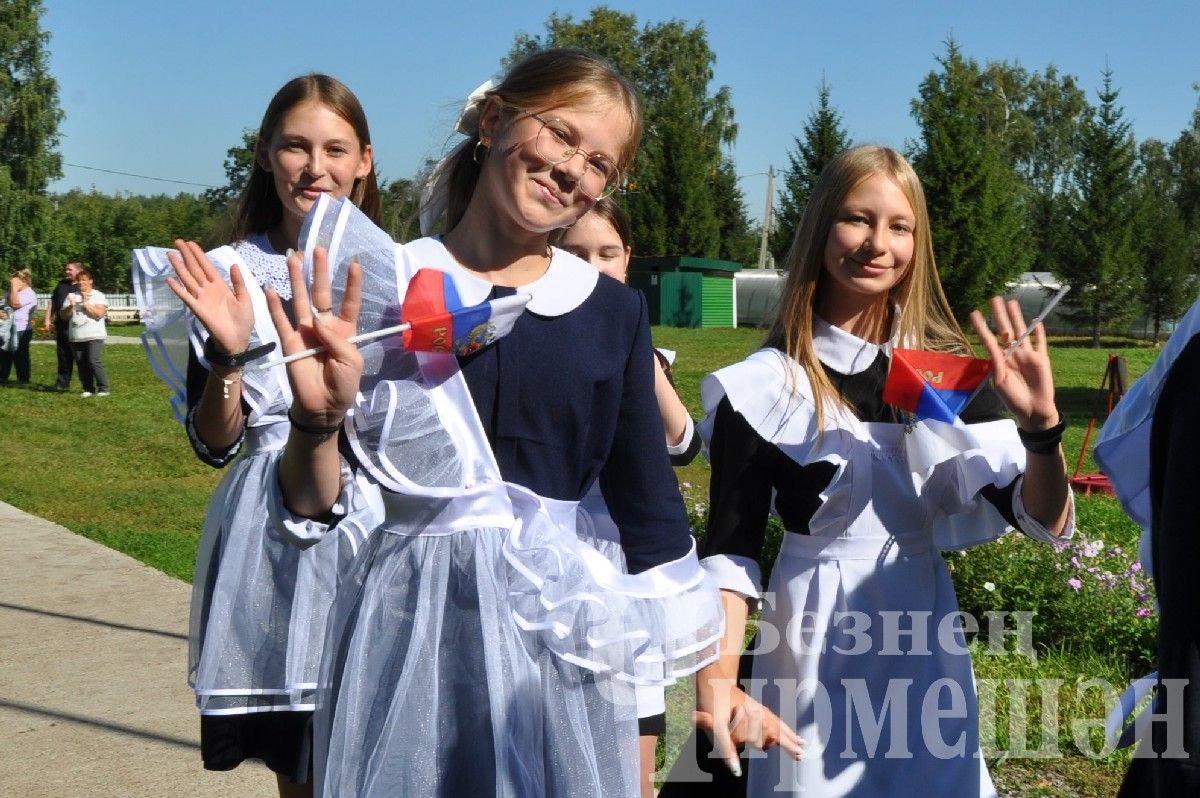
43, 0, 1200, 223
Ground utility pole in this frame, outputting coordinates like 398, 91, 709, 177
756, 165, 775, 269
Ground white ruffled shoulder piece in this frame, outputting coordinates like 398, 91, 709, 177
809, 317, 1065, 548
700, 339, 1067, 555
697, 347, 862, 597
131, 241, 292, 426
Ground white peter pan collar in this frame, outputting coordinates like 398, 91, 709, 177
812, 306, 900, 375
430, 238, 598, 317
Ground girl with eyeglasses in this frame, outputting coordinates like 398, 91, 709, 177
265, 48, 723, 796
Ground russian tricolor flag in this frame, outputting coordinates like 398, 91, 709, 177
401, 268, 527, 356
883, 349, 993, 424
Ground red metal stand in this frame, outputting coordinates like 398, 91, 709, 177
1069, 354, 1127, 496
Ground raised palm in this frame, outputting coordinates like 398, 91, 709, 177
265, 247, 363, 425
970, 297, 1058, 429
166, 239, 256, 354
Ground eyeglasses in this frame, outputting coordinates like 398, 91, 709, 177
506, 106, 621, 200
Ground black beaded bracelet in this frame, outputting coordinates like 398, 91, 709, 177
287, 408, 344, 437
1017, 413, 1066, 455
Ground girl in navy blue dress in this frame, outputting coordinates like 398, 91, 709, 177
264, 49, 723, 796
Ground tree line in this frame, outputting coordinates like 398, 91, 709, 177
3, 2, 1198, 343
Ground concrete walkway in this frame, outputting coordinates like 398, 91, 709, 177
0, 501, 274, 797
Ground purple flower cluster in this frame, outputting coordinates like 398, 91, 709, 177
1053, 535, 1155, 619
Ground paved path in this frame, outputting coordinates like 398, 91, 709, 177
0, 501, 274, 797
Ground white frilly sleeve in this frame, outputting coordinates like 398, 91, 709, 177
924, 418, 1075, 549
131, 244, 290, 428
502, 485, 724, 686
267, 454, 385, 550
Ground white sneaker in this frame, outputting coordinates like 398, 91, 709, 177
80, 391, 93, 398
96, 391, 110, 397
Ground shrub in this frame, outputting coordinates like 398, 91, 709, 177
948, 495, 1156, 671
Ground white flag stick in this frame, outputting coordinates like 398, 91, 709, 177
960, 285, 1072, 409
257, 320, 413, 370
1006, 284, 1070, 352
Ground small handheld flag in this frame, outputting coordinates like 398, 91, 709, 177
400, 268, 518, 356
258, 268, 530, 369
883, 349, 993, 424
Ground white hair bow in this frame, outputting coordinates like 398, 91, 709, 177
420, 80, 497, 235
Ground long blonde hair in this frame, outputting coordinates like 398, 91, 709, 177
766, 145, 968, 426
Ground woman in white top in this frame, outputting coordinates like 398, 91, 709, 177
59, 268, 109, 397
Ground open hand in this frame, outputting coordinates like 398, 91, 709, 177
694, 673, 804, 776
970, 297, 1058, 430
265, 247, 363, 427
166, 239, 255, 355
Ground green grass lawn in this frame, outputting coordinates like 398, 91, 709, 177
1, 326, 1163, 796
1, 343, 219, 580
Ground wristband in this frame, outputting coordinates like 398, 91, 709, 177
287, 408, 344, 437
203, 336, 277, 368
1017, 413, 1065, 455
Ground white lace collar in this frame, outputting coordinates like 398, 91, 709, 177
428, 238, 598, 317
812, 309, 899, 375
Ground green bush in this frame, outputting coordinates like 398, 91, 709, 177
948, 495, 1156, 672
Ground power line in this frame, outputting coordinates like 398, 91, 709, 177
62, 162, 220, 189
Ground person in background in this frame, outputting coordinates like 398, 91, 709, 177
43, 260, 83, 390
558, 196, 699, 463
60, 269, 109, 397
0, 268, 37, 385
558, 196, 699, 797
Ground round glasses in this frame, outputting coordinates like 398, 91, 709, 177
510, 107, 622, 200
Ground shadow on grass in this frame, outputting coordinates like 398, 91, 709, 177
1047, 336, 1162, 349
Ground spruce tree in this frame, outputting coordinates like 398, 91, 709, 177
1017, 66, 1089, 277
910, 40, 1031, 321
772, 78, 850, 262
1057, 69, 1141, 346
1135, 139, 1192, 341
1171, 88, 1200, 277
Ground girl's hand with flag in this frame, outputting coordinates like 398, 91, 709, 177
266, 247, 364, 430
970, 296, 1058, 433
971, 296, 1070, 538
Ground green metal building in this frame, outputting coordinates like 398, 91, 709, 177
627, 256, 743, 328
